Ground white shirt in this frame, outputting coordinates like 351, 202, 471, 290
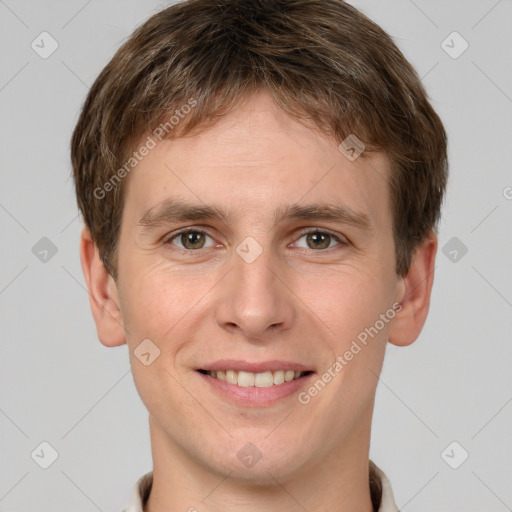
122, 461, 399, 511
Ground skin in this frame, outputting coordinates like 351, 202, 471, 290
81, 90, 437, 512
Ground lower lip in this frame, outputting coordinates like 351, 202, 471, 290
197, 371, 314, 407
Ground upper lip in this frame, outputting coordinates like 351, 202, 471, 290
197, 359, 314, 373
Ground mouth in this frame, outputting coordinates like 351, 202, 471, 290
195, 360, 315, 406
197, 369, 313, 388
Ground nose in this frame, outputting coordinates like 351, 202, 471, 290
214, 244, 295, 342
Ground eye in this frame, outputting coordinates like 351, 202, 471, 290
293, 229, 345, 250
164, 228, 346, 252
166, 229, 216, 250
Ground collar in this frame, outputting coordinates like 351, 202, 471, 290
123, 461, 399, 512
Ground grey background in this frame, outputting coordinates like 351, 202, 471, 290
0, 0, 511, 510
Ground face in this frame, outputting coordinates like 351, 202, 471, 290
111, 90, 405, 483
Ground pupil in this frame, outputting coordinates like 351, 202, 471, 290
308, 232, 329, 249
183, 232, 204, 248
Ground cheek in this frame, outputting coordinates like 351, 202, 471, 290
306, 274, 391, 415
119, 258, 200, 341
118, 265, 201, 419
306, 264, 395, 342
300, 264, 395, 402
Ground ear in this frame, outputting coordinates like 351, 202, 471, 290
80, 227, 126, 347
388, 231, 438, 347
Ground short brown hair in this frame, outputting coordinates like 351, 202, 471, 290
71, 0, 447, 279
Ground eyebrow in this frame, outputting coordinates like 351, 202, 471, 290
138, 199, 372, 231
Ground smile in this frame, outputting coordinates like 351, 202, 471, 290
197, 369, 311, 387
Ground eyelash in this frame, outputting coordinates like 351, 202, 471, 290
164, 227, 348, 252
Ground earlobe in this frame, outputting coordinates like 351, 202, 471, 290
388, 232, 438, 347
80, 227, 126, 347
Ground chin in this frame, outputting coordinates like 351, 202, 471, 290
207, 435, 311, 485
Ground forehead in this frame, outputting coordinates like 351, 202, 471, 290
121, 91, 392, 233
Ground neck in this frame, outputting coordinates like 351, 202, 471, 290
145, 417, 375, 512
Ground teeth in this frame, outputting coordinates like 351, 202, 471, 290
273, 370, 285, 385
206, 369, 306, 387
225, 370, 237, 385
254, 371, 273, 388
237, 371, 255, 387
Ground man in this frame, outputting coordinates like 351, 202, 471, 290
71, 0, 447, 510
